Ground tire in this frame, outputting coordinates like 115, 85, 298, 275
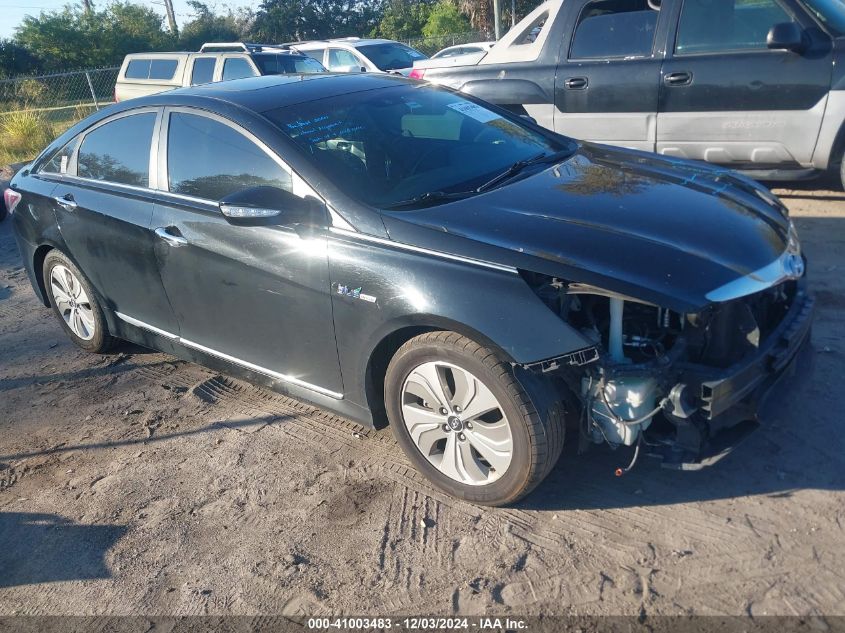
43, 250, 115, 353
385, 331, 566, 506
839, 156, 845, 192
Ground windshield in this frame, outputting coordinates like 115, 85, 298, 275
799, 0, 845, 35
266, 84, 573, 208
254, 54, 326, 75
356, 43, 427, 70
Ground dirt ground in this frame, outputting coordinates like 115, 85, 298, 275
1, 166, 844, 618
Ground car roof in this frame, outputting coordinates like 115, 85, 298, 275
292, 38, 402, 50
126, 73, 413, 113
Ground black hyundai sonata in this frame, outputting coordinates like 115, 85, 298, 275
6, 74, 812, 505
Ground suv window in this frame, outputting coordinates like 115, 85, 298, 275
222, 57, 256, 81
191, 57, 216, 85
125, 58, 178, 80
327, 48, 361, 70
167, 112, 292, 200
570, 0, 658, 59
77, 113, 156, 187
149, 59, 178, 80
253, 53, 326, 74
676, 0, 794, 54
301, 48, 326, 63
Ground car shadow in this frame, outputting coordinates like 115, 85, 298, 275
0, 512, 127, 588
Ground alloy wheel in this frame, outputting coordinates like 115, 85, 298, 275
401, 361, 513, 485
50, 264, 96, 341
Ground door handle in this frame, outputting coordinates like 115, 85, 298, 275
53, 194, 77, 211
664, 71, 693, 86
564, 77, 588, 90
154, 227, 188, 248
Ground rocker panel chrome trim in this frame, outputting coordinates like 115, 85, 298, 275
114, 312, 343, 399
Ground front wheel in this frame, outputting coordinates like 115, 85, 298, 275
385, 331, 565, 506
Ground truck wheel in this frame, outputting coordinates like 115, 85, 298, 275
43, 250, 115, 353
385, 331, 565, 506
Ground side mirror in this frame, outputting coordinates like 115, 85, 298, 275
360, 66, 367, 73
219, 186, 324, 227
767, 22, 805, 53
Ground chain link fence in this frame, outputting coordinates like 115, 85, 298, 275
405, 31, 489, 56
0, 67, 118, 165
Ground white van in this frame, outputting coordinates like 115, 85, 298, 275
115, 43, 326, 102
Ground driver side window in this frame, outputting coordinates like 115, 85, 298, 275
166, 112, 292, 201
676, 0, 794, 54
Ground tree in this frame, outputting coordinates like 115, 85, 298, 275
374, 0, 432, 40
0, 39, 41, 78
251, 0, 385, 43
14, 2, 172, 71
179, 1, 251, 51
422, 0, 471, 37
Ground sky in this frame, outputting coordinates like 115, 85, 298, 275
0, 0, 251, 39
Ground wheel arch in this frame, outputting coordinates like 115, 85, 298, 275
362, 316, 518, 429
32, 243, 56, 307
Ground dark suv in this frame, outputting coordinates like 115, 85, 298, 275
6, 75, 812, 505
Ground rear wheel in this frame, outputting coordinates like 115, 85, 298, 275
385, 331, 565, 506
43, 250, 115, 353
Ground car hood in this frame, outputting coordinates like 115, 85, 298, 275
382, 144, 793, 313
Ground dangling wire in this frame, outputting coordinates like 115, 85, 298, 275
615, 433, 643, 477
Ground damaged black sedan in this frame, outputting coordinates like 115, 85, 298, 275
7, 74, 812, 505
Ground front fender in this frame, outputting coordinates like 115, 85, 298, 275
327, 230, 592, 409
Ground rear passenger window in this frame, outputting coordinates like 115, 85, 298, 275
77, 113, 156, 187
222, 58, 256, 81
149, 59, 178, 80
570, 0, 658, 59
327, 48, 361, 70
676, 0, 794, 54
191, 57, 216, 85
302, 49, 326, 63
166, 112, 292, 200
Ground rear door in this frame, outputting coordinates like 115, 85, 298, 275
49, 108, 179, 334
554, 0, 668, 151
150, 107, 343, 396
657, 0, 833, 167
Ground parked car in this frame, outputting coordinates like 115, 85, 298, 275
416, 0, 845, 188
291, 38, 427, 75
115, 42, 326, 101
6, 74, 811, 505
411, 42, 495, 75
430, 42, 495, 59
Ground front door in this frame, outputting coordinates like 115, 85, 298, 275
50, 108, 179, 334
151, 107, 343, 396
554, 0, 666, 152
657, 0, 833, 166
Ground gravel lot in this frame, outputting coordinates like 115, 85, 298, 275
1, 166, 844, 617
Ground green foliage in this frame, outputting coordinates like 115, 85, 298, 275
374, 0, 432, 40
13, 2, 174, 72
0, 108, 55, 164
252, 0, 386, 43
422, 0, 470, 38
178, 1, 252, 51
0, 39, 40, 78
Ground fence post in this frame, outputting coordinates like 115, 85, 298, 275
85, 71, 100, 110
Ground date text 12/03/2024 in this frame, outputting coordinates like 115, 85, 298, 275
306, 617, 528, 630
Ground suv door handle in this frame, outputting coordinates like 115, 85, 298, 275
154, 227, 188, 248
564, 77, 588, 90
664, 71, 693, 86
53, 193, 77, 211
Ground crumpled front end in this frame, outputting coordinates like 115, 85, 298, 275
520, 250, 813, 471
